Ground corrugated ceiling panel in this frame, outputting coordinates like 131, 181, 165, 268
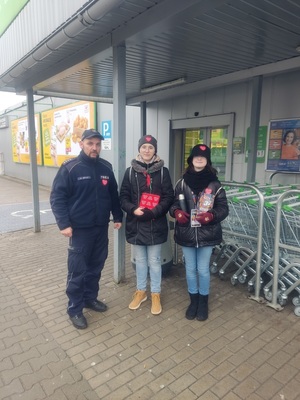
2, 0, 300, 101
124, 0, 300, 91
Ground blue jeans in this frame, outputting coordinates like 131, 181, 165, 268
134, 244, 162, 293
182, 246, 213, 295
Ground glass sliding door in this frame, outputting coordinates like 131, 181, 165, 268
170, 112, 234, 182
210, 127, 228, 181
184, 127, 228, 181
184, 128, 205, 168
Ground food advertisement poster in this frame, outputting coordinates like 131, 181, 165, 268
11, 115, 42, 164
42, 101, 95, 167
266, 119, 300, 172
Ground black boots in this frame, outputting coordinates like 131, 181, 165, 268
185, 293, 209, 321
197, 294, 208, 321
185, 293, 199, 320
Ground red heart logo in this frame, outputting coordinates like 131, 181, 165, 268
145, 136, 152, 142
200, 145, 206, 151
102, 179, 108, 185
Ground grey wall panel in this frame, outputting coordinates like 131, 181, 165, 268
2, 71, 300, 186
147, 73, 300, 185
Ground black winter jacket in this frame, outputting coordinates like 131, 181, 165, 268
120, 159, 174, 245
169, 179, 229, 248
50, 151, 123, 230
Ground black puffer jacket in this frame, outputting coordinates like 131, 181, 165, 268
169, 179, 229, 248
120, 158, 174, 245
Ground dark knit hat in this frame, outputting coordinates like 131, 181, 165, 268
138, 135, 157, 153
187, 144, 212, 165
81, 129, 104, 141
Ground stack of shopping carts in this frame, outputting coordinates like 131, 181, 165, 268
211, 182, 300, 316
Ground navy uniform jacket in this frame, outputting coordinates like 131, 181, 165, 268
50, 151, 123, 230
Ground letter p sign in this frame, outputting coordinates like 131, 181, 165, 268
101, 120, 111, 139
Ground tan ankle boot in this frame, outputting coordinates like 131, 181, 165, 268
129, 290, 147, 310
151, 293, 162, 315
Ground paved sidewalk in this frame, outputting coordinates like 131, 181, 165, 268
0, 175, 51, 205
0, 176, 300, 400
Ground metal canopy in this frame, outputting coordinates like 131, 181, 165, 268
1, 0, 300, 103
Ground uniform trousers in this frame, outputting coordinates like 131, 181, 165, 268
66, 225, 108, 316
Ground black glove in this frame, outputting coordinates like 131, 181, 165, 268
138, 209, 155, 221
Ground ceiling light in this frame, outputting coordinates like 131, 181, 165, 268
141, 77, 186, 94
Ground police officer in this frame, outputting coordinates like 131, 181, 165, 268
50, 129, 123, 329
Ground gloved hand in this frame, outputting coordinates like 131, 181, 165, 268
196, 212, 214, 225
174, 209, 190, 224
138, 209, 155, 221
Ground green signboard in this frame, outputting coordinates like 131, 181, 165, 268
0, 0, 29, 36
245, 125, 267, 163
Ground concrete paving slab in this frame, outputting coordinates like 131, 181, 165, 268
0, 175, 300, 400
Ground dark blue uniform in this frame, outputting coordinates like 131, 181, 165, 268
50, 151, 123, 316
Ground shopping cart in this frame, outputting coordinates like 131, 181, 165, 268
211, 182, 265, 302
265, 193, 300, 316
213, 182, 300, 315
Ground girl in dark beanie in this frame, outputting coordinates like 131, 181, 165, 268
170, 144, 228, 321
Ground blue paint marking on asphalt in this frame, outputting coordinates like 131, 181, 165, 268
0, 201, 56, 233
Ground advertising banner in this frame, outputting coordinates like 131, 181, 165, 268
41, 101, 95, 167
11, 115, 42, 164
266, 119, 300, 172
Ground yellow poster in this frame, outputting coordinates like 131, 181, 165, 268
11, 115, 42, 164
42, 101, 95, 167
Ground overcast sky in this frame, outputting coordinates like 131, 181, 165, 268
0, 91, 26, 113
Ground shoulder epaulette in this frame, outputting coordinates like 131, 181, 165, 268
98, 158, 113, 170
62, 158, 75, 165
63, 158, 81, 172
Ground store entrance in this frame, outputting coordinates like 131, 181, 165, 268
184, 127, 228, 181
169, 113, 234, 185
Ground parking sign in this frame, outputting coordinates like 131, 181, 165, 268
101, 120, 112, 150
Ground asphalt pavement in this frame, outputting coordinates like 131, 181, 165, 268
0, 175, 54, 233
0, 201, 54, 233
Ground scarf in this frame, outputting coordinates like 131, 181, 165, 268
183, 167, 218, 196
131, 155, 164, 189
